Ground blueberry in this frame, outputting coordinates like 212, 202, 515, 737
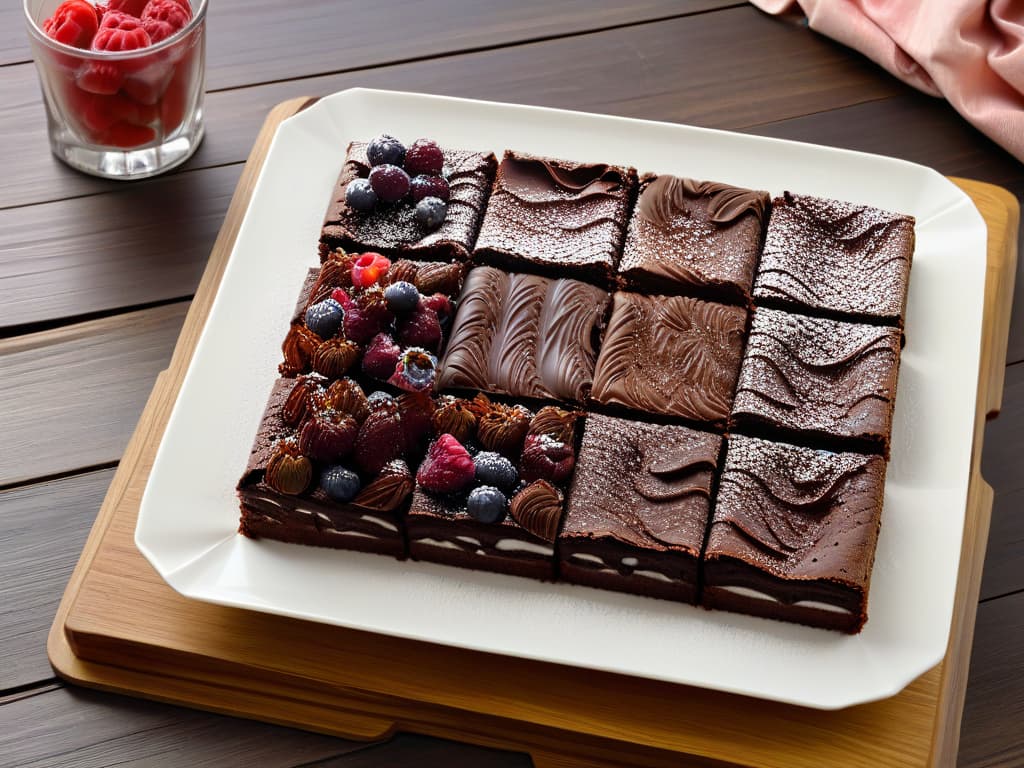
415, 196, 447, 229
345, 178, 378, 212
384, 281, 420, 313
369, 164, 411, 203
366, 134, 406, 167
320, 465, 361, 502
367, 390, 395, 408
466, 485, 508, 524
474, 452, 518, 491
409, 174, 450, 203
304, 298, 344, 339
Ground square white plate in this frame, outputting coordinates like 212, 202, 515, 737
137, 88, 986, 710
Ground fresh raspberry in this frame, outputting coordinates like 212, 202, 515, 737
76, 61, 124, 95
404, 139, 444, 175
354, 401, 404, 475
106, 0, 149, 15
361, 333, 401, 380
43, 0, 100, 48
157, 59, 191, 132
417, 434, 475, 494
331, 287, 356, 311
298, 411, 358, 462
409, 174, 450, 203
351, 253, 390, 288
141, 0, 192, 43
395, 301, 442, 351
421, 293, 453, 325
397, 392, 435, 453
92, 10, 151, 52
341, 306, 376, 344
368, 164, 411, 203
355, 285, 393, 326
120, 63, 175, 105
519, 434, 575, 483
100, 120, 156, 147
388, 347, 437, 393
79, 92, 156, 136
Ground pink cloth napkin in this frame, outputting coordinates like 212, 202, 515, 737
751, 0, 1024, 162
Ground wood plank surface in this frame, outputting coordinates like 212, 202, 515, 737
0, 303, 187, 486
0, 470, 113, 692
0, 6, 902, 210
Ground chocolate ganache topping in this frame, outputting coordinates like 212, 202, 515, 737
509, 480, 563, 542
638, 175, 769, 227
711, 435, 885, 584
500, 156, 625, 202
563, 414, 722, 553
353, 459, 413, 512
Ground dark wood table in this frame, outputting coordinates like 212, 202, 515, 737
2, 3, 1022, 765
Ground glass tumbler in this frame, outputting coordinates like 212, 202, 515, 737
23, 0, 207, 180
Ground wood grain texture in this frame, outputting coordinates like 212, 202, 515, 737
0, 6, 902, 210
958, 591, 1024, 768
0, 303, 187, 486
0, 470, 113, 692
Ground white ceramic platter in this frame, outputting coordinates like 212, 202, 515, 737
136, 88, 987, 710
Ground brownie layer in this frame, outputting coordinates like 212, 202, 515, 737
591, 292, 746, 426
619, 174, 769, 305
753, 192, 914, 325
703, 435, 886, 633
320, 141, 497, 262
732, 308, 902, 455
473, 151, 637, 285
560, 414, 722, 604
438, 266, 610, 403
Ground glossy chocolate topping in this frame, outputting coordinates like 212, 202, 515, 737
321, 141, 497, 260
474, 151, 636, 279
637, 175, 769, 227
754, 192, 915, 322
438, 267, 609, 402
732, 308, 901, 447
707, 435, 885, 588
562, 414, 722, 554
591, 292, 746, 423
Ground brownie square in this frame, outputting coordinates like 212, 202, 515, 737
437, 266, 610, 403
320, 141, 497, 262
591, 292, 747, 426
619, 174, 769, 305
559, 414, 722, 604
473, 151, 637, 285
732, 308, 902, 455
753, 192, 915, 325
702, 435, 886, 633
237, 378, 415, 557
406, 403, 580, 580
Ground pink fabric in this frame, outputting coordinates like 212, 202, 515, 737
751, 0, 1024, 162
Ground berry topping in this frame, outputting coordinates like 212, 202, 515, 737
331, 287, 356, 311
92, 10, 151, 51
384, 281, 420, 314
320, 465, 361, 503
474, 452, 518, 492
404, 139, 444, 175
520, 434, 575, 483
367, 390, 396, 408
368, 164, 411, 203
361, 333, 402, 380
299, 411, 358, 462
414, 197, 448, 230
43, 0, 100, 48
303, 298, 344, 339
76, 63, 125, 95
366, 134, 406, 167
467, 486, 508, 525
396, 392, 435, 453
395, 300, 442, 351
141, 0, 192, 43
345, 178, 378, 212
354, 400, 404, 475
343, 305, 379, 344
106, 0, 149, 15
421, 292, 453, 325
409, 174, 450, 203
265, 440, 312, 496
388, 347, 437, 393
350, 253, 392, 289
417, 434, 476, 494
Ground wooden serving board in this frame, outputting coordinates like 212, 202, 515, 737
48, 97, 1020, 768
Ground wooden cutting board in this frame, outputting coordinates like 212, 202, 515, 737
48, 96, 1020, 768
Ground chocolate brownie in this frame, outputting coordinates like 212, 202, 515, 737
407, 402, 579, 579
238, 378, 423, 557
753, 192, 915, 325
320, 141, 497, 262
732, 308, 902, 455
590, 292, 747, 426
559, 414, 722, 603
437, 266, 610, 403
473, 151, 637, 285
619, 174, 769, 305
702, 435, 887, 633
